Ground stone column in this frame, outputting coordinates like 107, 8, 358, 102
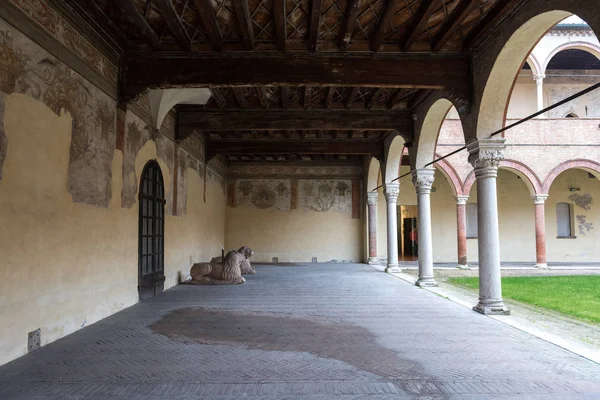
533, 195, 549, 269
411, 169, 437, 287
384, 183, 400, 273
367, 192, 379, 264
534, 74, 546, 117
456, 195, 470, 270
467, 138, 509, 315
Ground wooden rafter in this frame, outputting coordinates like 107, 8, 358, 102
388, 88, 414, 109
324, 87, 335, 109
178, 108, 410, 131
399, 0, 438, 51
281, 86, 290, 109
207, 140, 382, 158
366, 88, 383, 109
463, 0, 512, 50
308, 0, 324, 52
67, 0, 128, 49
345, 87, 359, 108
431, 0, 478, 51
233, 0, 255, 50
192, 0, 223, 51
257, 87, 269, 109
209, 88, 226, 108
154, 0, 191, 50
272, 0, 287, 51
340, 0, 361, 51
370, 0, 400, 52
113, 0, 160, 47
303, 86, 312, 109
232, 88, 248, 108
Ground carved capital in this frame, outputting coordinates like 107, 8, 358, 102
533, 74, 546, 84
532, 194, 548, 205
411, 169, 435, 193
467, 138, 505, 177
367, 191, 379, 206
456, 195, 469, 205
383, 183, 399, 203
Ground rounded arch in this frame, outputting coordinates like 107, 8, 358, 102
433, 155, 463, 197
542, 41, 600, 73
462, 160, 542, 196
542, 159, 600, 193
527, 54, 543, 77
366, 157, 381, 191
476, 10, 572, 138
383, 134, 405, 183
148, 88, 212, 129
415, 98, 454, 169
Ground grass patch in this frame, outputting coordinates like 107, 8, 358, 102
447, 276, 600, 324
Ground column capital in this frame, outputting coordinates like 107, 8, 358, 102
383, 183, 399, 202
532, 194, 548, 204
411, 169, 435, 193
456, 195, 469, 205
533, 73, 546, 84
367, 191, 379, 205
467, 138, 506, 177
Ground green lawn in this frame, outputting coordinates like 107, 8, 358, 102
447, 276, 600, 324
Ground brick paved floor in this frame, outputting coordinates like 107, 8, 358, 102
1, 263, 600, 399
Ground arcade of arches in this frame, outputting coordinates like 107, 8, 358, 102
1, 0, 600, 367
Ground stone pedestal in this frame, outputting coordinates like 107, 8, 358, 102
468, 138, 510, 315
456, 195, 469, 270
367, 192, 379, 264
412, 169, 437, 287
533, 195, 549, 269
384, 183, 400, 273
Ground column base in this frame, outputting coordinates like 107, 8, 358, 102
368, 257, 379, 265
473, 300, 510, 315
416, 277, 438, 287
457, 264, 470, 270
535, 263, 549, 269
385, 264, 401, 273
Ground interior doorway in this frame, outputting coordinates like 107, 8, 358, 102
398, 205, 418, 261
138, 160, 166, 300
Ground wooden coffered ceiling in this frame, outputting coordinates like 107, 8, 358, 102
61, 0, 519, 163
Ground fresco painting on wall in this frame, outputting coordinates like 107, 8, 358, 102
300, 180, 352, 213
236, 179, 291, 211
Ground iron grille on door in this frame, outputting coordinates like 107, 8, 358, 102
138, 160, 165, 300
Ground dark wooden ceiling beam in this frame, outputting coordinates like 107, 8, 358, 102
233, 0, 255, 50
257, 87, 269, 109
66, 0, 128, 49
308, 0, 324, 51
281, 86, 290, 108
121, 53, 470, 101
431, 0, 478, 51
192, 0, 223, 51
178, 108, 410, 131
463, 0, 512, 50
154, 0, 191, 50
399, 0, 438, 51
113, 0, 160, 47
232, 88, 248, 108
272, 0, 287, 51
303, 86, 312, 109
339, 0, 361, 51
370, 0, 400, 52
207, 140, 383, 158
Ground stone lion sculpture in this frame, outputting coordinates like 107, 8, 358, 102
209, 246, 256, 275
186, 250, 245, 285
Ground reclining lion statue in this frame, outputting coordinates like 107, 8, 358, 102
186, 250, 246, 285
209, 246, 256, 275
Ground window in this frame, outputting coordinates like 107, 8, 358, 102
556, 202, 573, 238
466, 203, 478, 238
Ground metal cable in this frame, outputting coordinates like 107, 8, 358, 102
370, 81, 600, 192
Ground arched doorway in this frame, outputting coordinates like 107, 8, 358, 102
138, 160, 165, 300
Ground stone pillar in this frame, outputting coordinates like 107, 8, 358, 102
533, 195, 549, 269
534, 74, 546, 117
367, 192, 379, 264
456, 195, 470, 270
411, 169, 437, 287
467, 138, 509, 315
384, 183, 400, 273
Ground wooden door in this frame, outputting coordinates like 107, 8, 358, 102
138, 160, 165, 300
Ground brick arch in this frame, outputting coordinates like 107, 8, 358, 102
462, 160, 542, 196
542, 159, 600, 193
433, 154, 463, 197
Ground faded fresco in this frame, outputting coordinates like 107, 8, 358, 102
299, 180, 352, 213
236, 179, 291, 211
122, 113, 152, 208
569, 193, 593, 211
0, 22, 117, 206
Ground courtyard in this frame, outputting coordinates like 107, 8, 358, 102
1, 264, 599, 399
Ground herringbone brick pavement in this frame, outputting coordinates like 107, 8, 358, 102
0, 264, 599, 399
